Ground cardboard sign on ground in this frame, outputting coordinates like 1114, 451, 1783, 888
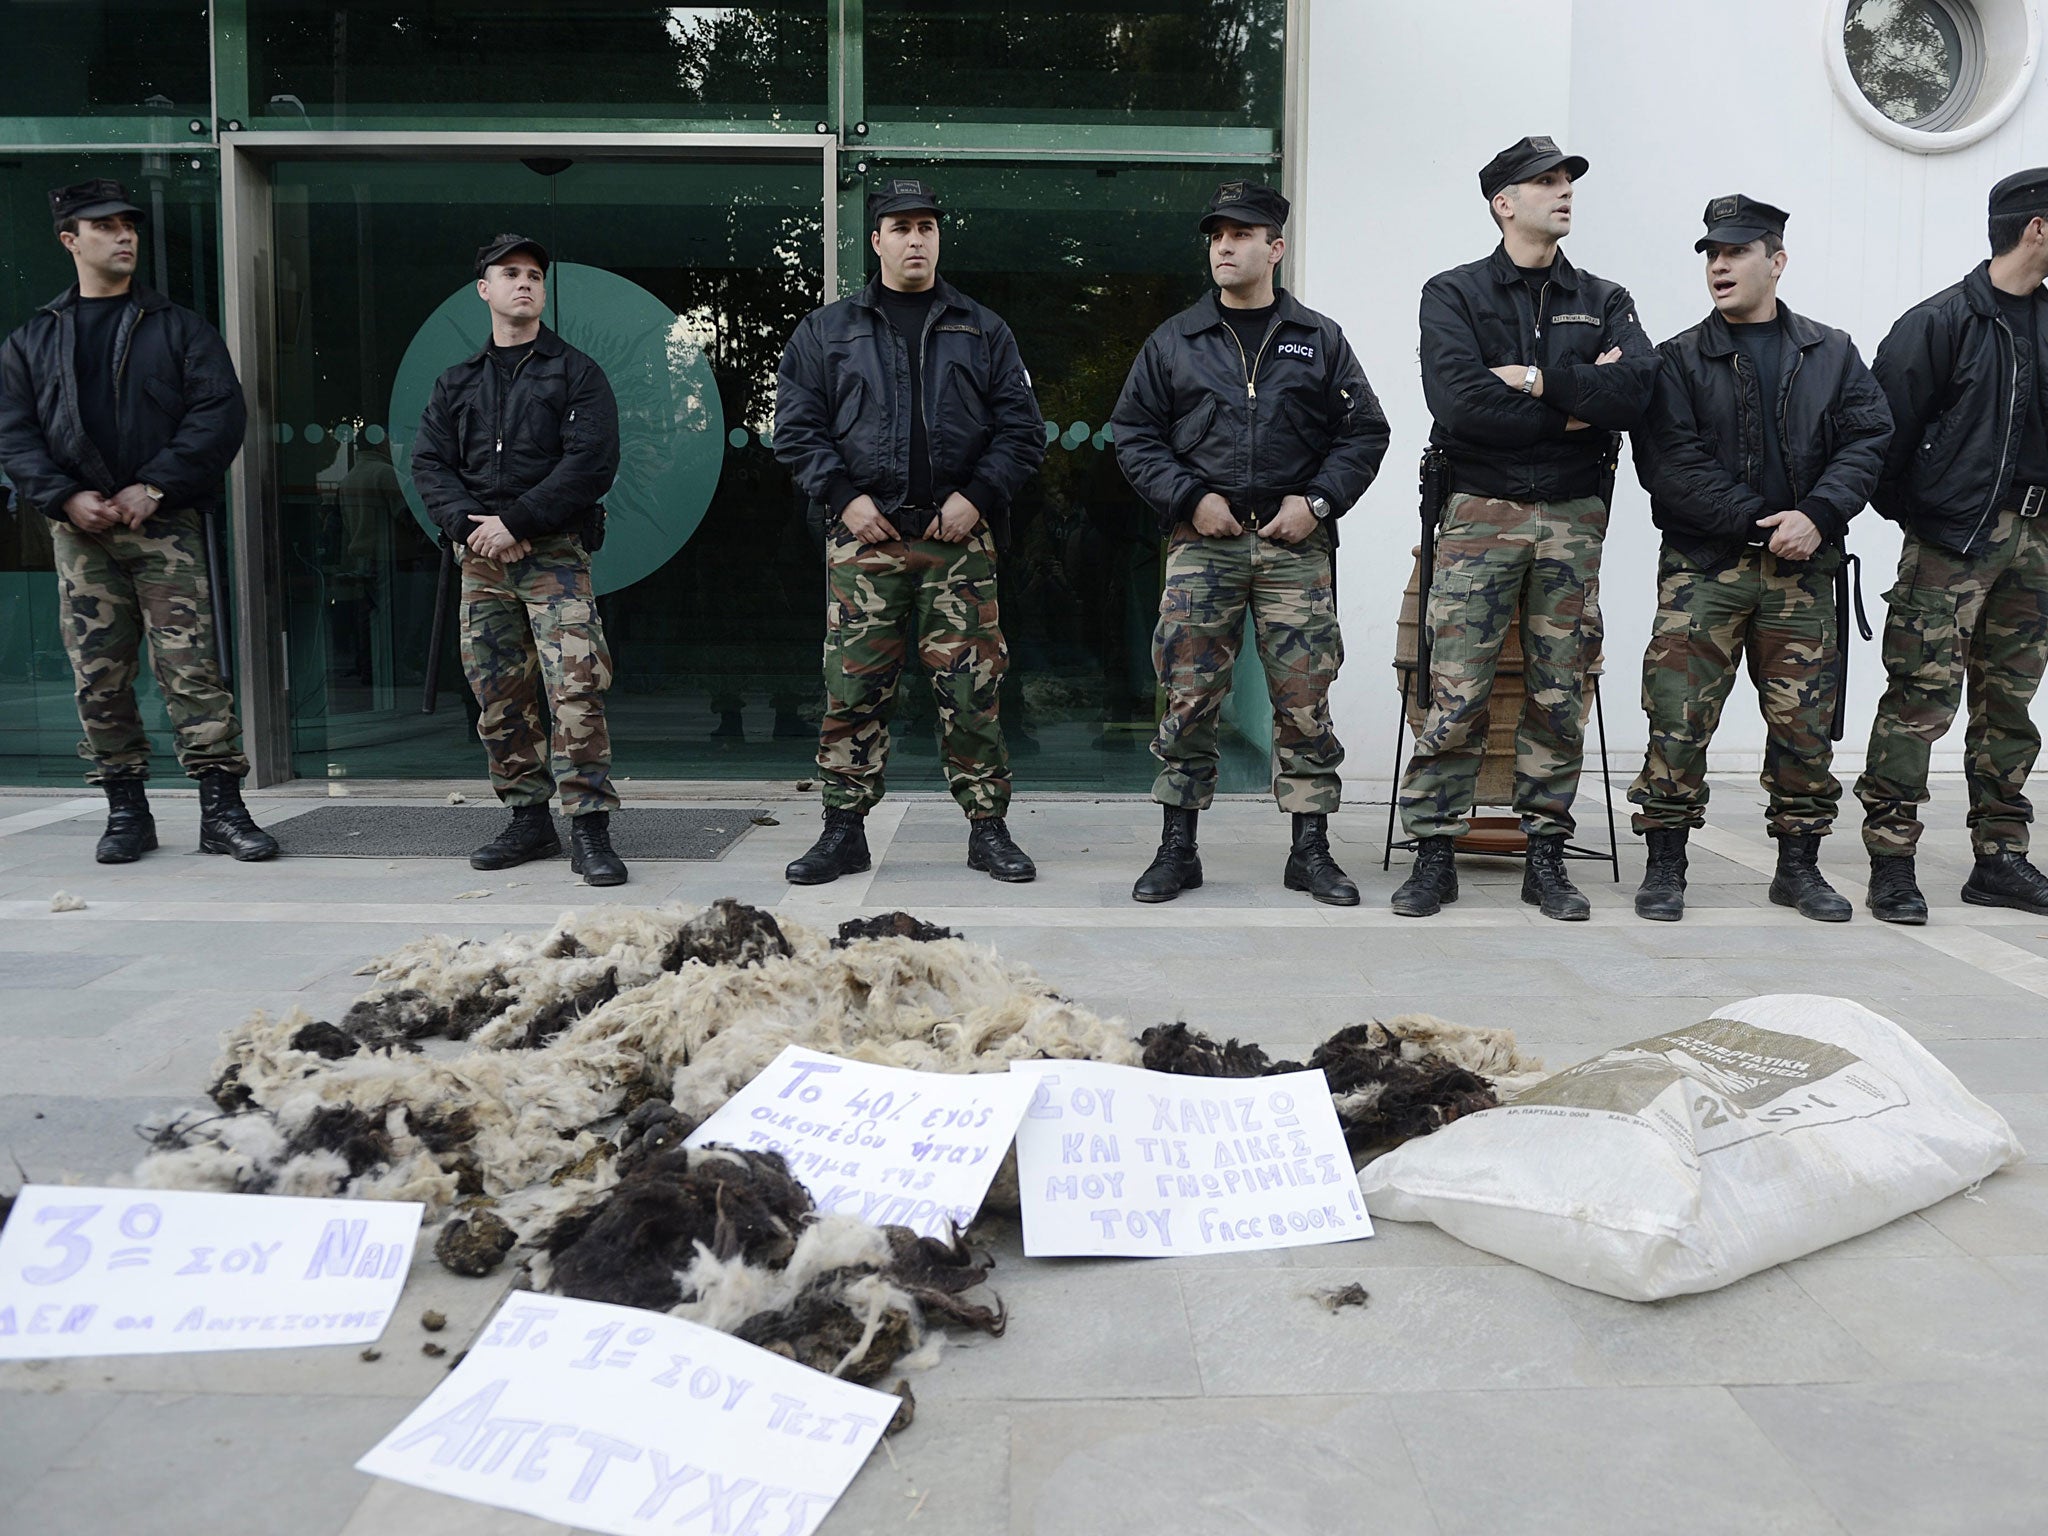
1010, 1060, 1372, 1257
357, 1290, 896, 1536
0, 1185, 421, 1357
686, 1045, 1033, 1239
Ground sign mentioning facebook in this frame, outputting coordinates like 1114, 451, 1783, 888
0, 1185, 421, 1357
1009, 1060, 1372, 1257
685, 1046, 1032, 1240
358, 1291, 896, 1536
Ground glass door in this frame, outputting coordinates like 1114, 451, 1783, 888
265, 151, 826, 782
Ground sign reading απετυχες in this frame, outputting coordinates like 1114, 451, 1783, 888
0, 1185, 422, 1358
1009, 1060, 1372, 1257
356, 1290, 896, 1536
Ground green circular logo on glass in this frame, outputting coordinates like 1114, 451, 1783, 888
387, 262, 724, 596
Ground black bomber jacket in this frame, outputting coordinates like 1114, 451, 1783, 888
410, 325, 620, 550
1420, 244, 1659, 502
772, 274, 1045, 546
1110, 288, 1391, 541
0, 284, 247, 518
1871, 262, 2048, 556
1631, 304, 1893, 569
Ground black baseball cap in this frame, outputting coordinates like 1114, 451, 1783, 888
474, 233, 550, 278
868, 178, 943, 228
1990, 167, 2048, 220
1696, 193, 1790, 252
49, 178, 144, 228
1199, 179, 1289, 234
1479, 136, 1589, 201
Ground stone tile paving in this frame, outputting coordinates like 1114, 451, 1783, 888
0, 776, 2041, 1534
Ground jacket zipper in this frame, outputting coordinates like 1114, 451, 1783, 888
916, 300, 942, 510
493, 348, 535, 503
1976, 314, 2021, 551
1526, 278, 1552, 494
1224, 314, 1282, 493
1780, 344, 1805, 503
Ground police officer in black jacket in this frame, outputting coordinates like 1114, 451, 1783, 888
0, 178, 277, 864
1113, 179, 1391, 905
774, 179, 1047, 885
1628, 196, 1893, 924
412, 234, 627, 885
1393, 136, 1658, 922
1857, 169, 2048, 920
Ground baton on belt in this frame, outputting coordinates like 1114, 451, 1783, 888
1830, 551, 1873, 742
1413, 448, 1449, 704
422, 542, 455, 714
201, 508, 233, 689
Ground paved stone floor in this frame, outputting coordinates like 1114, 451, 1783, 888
0, 777, 2043, 1535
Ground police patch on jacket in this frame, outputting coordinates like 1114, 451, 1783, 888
1276, 341, 1316, 360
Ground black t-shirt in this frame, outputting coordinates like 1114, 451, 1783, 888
1995, 288, 2048, 487
877, 283, 939, 509
1217, 296, 1279, 376
1728, 313, 1794, 516
488, 339, 537, 377
72, 294, 133, 485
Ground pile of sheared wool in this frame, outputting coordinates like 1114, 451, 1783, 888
131, 899, 1543, 1384
135, 902, 1132, 1382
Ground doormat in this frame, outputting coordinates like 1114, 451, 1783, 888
269, 805, 757, 861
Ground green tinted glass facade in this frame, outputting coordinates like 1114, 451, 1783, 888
0, 3, 1288, 790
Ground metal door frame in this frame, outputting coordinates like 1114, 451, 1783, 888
217, 130, 838, 783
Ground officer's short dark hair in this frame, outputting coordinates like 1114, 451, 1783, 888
1991, 210, 2041, 256
1761, 231, 1784, 258
55, 218, 79, 238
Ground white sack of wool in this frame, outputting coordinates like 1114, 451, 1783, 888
1356, 994, 2025, 1301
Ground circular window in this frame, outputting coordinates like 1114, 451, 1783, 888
1844, 0, 1983, 129
1827, 0, 2040, 151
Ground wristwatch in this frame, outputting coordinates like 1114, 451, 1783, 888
142, 484, 164, 502
1520, 365, 1539, 395
1306, 494, 1332, 522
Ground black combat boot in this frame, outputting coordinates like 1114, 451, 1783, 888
470, 803, 561, 870
1866, 855, 1928, 924
1962, 850, 2048, 915
1769, 832, 1851, 922
196, 770, 280, 861
1634, 827, 1688, 922
1391, 835, 1458, 917
1132, 806, 1201, 903
1523, 832, 1590, 921
570, 812, 628, 887
1284, 813, 1359, 906
785, 808, 870, 885
95, 777, 157, 864
967, 816, 1036, 882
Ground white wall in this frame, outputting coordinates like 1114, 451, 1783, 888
1299, 0, 2048, 805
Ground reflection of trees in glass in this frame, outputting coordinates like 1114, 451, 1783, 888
1844, 0, 1961, 124
248, 1, 825, 113
867, 0, 1284, 124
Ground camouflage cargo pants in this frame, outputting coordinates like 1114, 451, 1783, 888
1151, 523, 1344, 813
818, 525, 1010, 818
1398, 493, 1607, 839
1629, 544, 1842, 838
1857, 510, 2048, 857
459, 534, 618, 816
50, 507, 248, 784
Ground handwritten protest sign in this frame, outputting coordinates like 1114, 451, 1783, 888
358, 1290, 895, 1536
1010, 1060, 1372, 1257
0, 1185, 421, 1358
685, 1046, 1032, 1240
